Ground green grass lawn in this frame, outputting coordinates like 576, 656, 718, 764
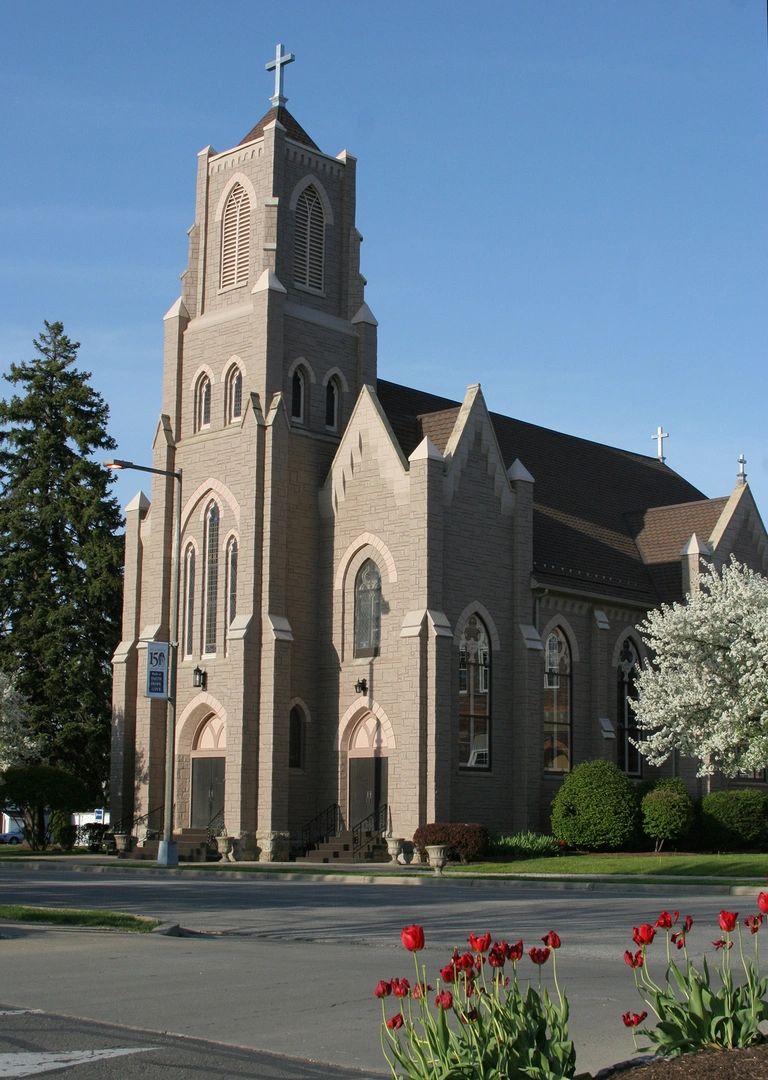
0, 905, 161, 931
447, 852, 768, 879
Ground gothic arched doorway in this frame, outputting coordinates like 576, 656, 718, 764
190, 714, 225, 829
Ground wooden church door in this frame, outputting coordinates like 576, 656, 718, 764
348, 756, 388, 828
191, 757, 225, 828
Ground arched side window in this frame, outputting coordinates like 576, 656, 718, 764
183, 545, 196, 657
293, 185, 325, 292
458, 614, 491, 769
225, 367, 243, 424
617, 638, 641, 775
227, 538, 238, 626
291, 367, 306, 423
325, 377, 340, 431
220, 183, 250, 289
195, 374, 212, 432
543, 628, 572, 772
289, 705, 305, 770
203, 503, 220, 655
354, 559, 381, 658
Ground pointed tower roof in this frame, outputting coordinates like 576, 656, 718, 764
239, 105, 320, 151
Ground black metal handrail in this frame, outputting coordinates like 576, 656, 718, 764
352, 803, 389, 856
106, 803, 166, 839
206, 810, 225, 848
300, 802, 343, 852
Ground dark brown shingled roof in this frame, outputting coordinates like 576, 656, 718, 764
376, 379, 713, 605
239, 106, 320, 151
625, 498, 728, 603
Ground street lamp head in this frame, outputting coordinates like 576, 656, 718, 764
104, 458, 133, 471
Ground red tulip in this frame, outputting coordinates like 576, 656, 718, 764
505, 940, 524, 962
713, 938, 733, 951
542, 930, 561, 949
411, 981, 432, 1000
624, 949, 643, 968
401, 924, 425, 951
745, 914, 764, 935
684, 914, 694, 933
391, 977, 410, 998
454, 951, 475, 972
528, 946, 550, 966
670, 932, 686, 950
632, 924, 656, 947
655, 910, 679, 929
440, 963, 456, 983
758, 892, 768, 914
386, 1013, 404, 1030
622, 1011, 648, 1028
468, 932, 492, 954
488, 945, 506, 968
718, 910, 738, 933
374, 980, 391, 998
435, 990, 453, 1009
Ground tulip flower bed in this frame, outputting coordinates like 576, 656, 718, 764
376, 923, 574, 1079
375, 891, 768, 1080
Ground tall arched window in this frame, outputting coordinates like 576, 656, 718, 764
289, 705, 305, 770
220, 183, 250, 289
291, 367, 306, 423
354, 559, 381, 657
225, 367, 243, 424
293, 185, 325, 292
458, 614, 490, 769
543, 628, 572, 772
195, 375, 211, 431
227, 538, 238, 626
203, 503, 220, 655
183, 545, 195, 657
617, 638, 641, 775
325, 377, 340, 431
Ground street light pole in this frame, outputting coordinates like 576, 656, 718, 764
106, 457, 182, 867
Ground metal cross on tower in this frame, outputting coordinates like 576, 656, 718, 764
652, 425, 669, 463
266, 43, 295, 108
738, 454, 748, 484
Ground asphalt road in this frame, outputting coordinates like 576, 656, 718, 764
0, 1006, 380, 1078
0, 862, 760, 1077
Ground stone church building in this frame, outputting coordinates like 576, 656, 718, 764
111, 50, 768, 860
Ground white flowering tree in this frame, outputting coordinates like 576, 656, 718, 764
0, 672, 43, 772
634, 558, 768, 777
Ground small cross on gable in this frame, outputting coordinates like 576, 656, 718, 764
652, 425, 669, 463
266, 43, 295, 108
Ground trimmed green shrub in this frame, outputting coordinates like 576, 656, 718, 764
413, 823, 489, 864
550, 759, 639, 851
700, 789, 768, 851
49, 810, 77, 851
641, 779, 695, 852
488, 831, 562, 859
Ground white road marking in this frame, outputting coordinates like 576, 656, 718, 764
0, 1013, 41, 1017
0, 1047, 157, 1076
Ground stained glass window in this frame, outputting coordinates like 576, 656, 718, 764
544, 628, 571, 772
458, 615, 490, 769
354, 559, 381, 657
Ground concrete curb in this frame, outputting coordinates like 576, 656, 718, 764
0, 858, 758, 895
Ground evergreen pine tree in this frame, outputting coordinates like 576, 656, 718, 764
0, 321, 123, 800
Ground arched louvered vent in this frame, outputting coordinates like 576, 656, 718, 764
294, 186, 324, 292
220, 184, 250, 289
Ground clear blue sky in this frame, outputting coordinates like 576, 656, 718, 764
1, 1, 766, 519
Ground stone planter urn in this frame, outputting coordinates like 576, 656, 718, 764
425, 844, 448, 872
113, 833, 134, 855
386, 837, 403, 863
215, 834, 233, 861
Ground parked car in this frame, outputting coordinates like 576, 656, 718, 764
0, 830, 22, 844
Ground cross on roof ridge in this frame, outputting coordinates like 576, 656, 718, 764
266, 43, 295, 108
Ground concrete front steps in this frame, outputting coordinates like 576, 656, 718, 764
295, 829, 388, 864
